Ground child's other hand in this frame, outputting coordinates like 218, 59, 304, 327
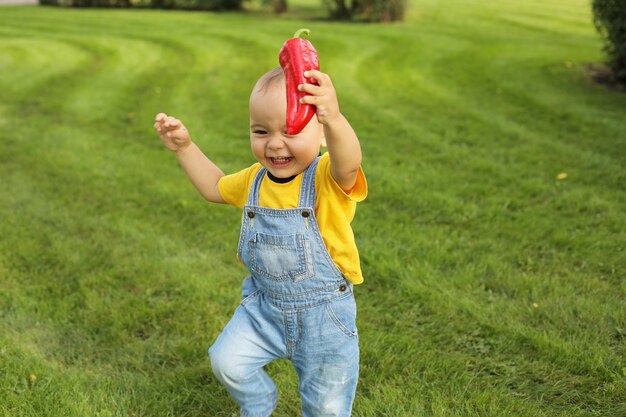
154, 113, 191, 152
298, 70, 340, 126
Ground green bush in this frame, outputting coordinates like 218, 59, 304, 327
40, 0, 129, 6
357, 0, 406, 22
39, 0, 242, 10
592, 0, 626, 84
323, 0, 406, 22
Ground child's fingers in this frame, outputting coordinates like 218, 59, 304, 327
304, 70, 331, 86
164, 117, 182, 129
154, 122, 180, 137
154, 120, 168, 133
299, 94, 320, 105
298, 83, 323, 95
154, 113, 174, 134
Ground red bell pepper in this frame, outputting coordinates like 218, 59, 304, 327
279, 28, 320, 135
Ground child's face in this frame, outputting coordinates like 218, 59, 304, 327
249, 81, 324, 179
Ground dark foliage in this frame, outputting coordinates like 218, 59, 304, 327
592, 0, 626, 84
323, 0, 407, 22
39, 0, 242, 11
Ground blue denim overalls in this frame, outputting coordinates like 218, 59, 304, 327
209, 157, 359, 417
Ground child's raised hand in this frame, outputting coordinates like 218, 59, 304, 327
298, 70, 341, 126
154, 113, 191, 152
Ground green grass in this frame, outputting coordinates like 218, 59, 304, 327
0, 0, 624, 415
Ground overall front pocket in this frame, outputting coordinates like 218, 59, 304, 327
248, 232, 314, 282
326, 295, 358, 338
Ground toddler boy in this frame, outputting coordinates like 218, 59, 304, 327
153, 66, 366, 417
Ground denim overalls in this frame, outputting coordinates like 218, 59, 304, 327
209, 157, 359, 417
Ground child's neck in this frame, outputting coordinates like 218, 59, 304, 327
265, 153, 320, 184
267, 171, 297, 184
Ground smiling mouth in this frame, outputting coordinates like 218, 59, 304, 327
269, 157, 293, 166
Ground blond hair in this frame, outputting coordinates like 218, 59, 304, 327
252, 67, 284, 95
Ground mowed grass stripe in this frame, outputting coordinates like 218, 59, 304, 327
352, 24, 623, 170
0, 13, 322, 415
0, 6, 241, 376
344, 2, 623, 412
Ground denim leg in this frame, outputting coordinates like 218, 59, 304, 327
292, 296, 360, 417
209, 293, 285, 417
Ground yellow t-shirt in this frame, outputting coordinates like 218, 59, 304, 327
218, 152, 367, 284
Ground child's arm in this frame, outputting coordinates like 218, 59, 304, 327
154, 113, 226, 204
298, 70, 362, 191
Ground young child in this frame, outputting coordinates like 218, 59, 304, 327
153, 67, 367, 417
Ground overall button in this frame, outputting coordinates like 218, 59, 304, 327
339, 285, 347, 292
301, 211, 310, 218
248, 211, 255, 218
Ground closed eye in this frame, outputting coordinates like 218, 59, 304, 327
252, 129, 268, 135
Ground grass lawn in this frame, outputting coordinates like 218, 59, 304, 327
0, 0, 624, 415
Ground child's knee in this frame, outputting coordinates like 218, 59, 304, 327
209, 343, 230, 380
209, 341, 246, 384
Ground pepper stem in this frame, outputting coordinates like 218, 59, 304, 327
293, 28, 311, 38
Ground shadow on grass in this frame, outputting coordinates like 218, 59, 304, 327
585, 63, 626, 93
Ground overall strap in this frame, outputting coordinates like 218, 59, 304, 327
298, 156, 320, 209
247, 166, 266, 207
